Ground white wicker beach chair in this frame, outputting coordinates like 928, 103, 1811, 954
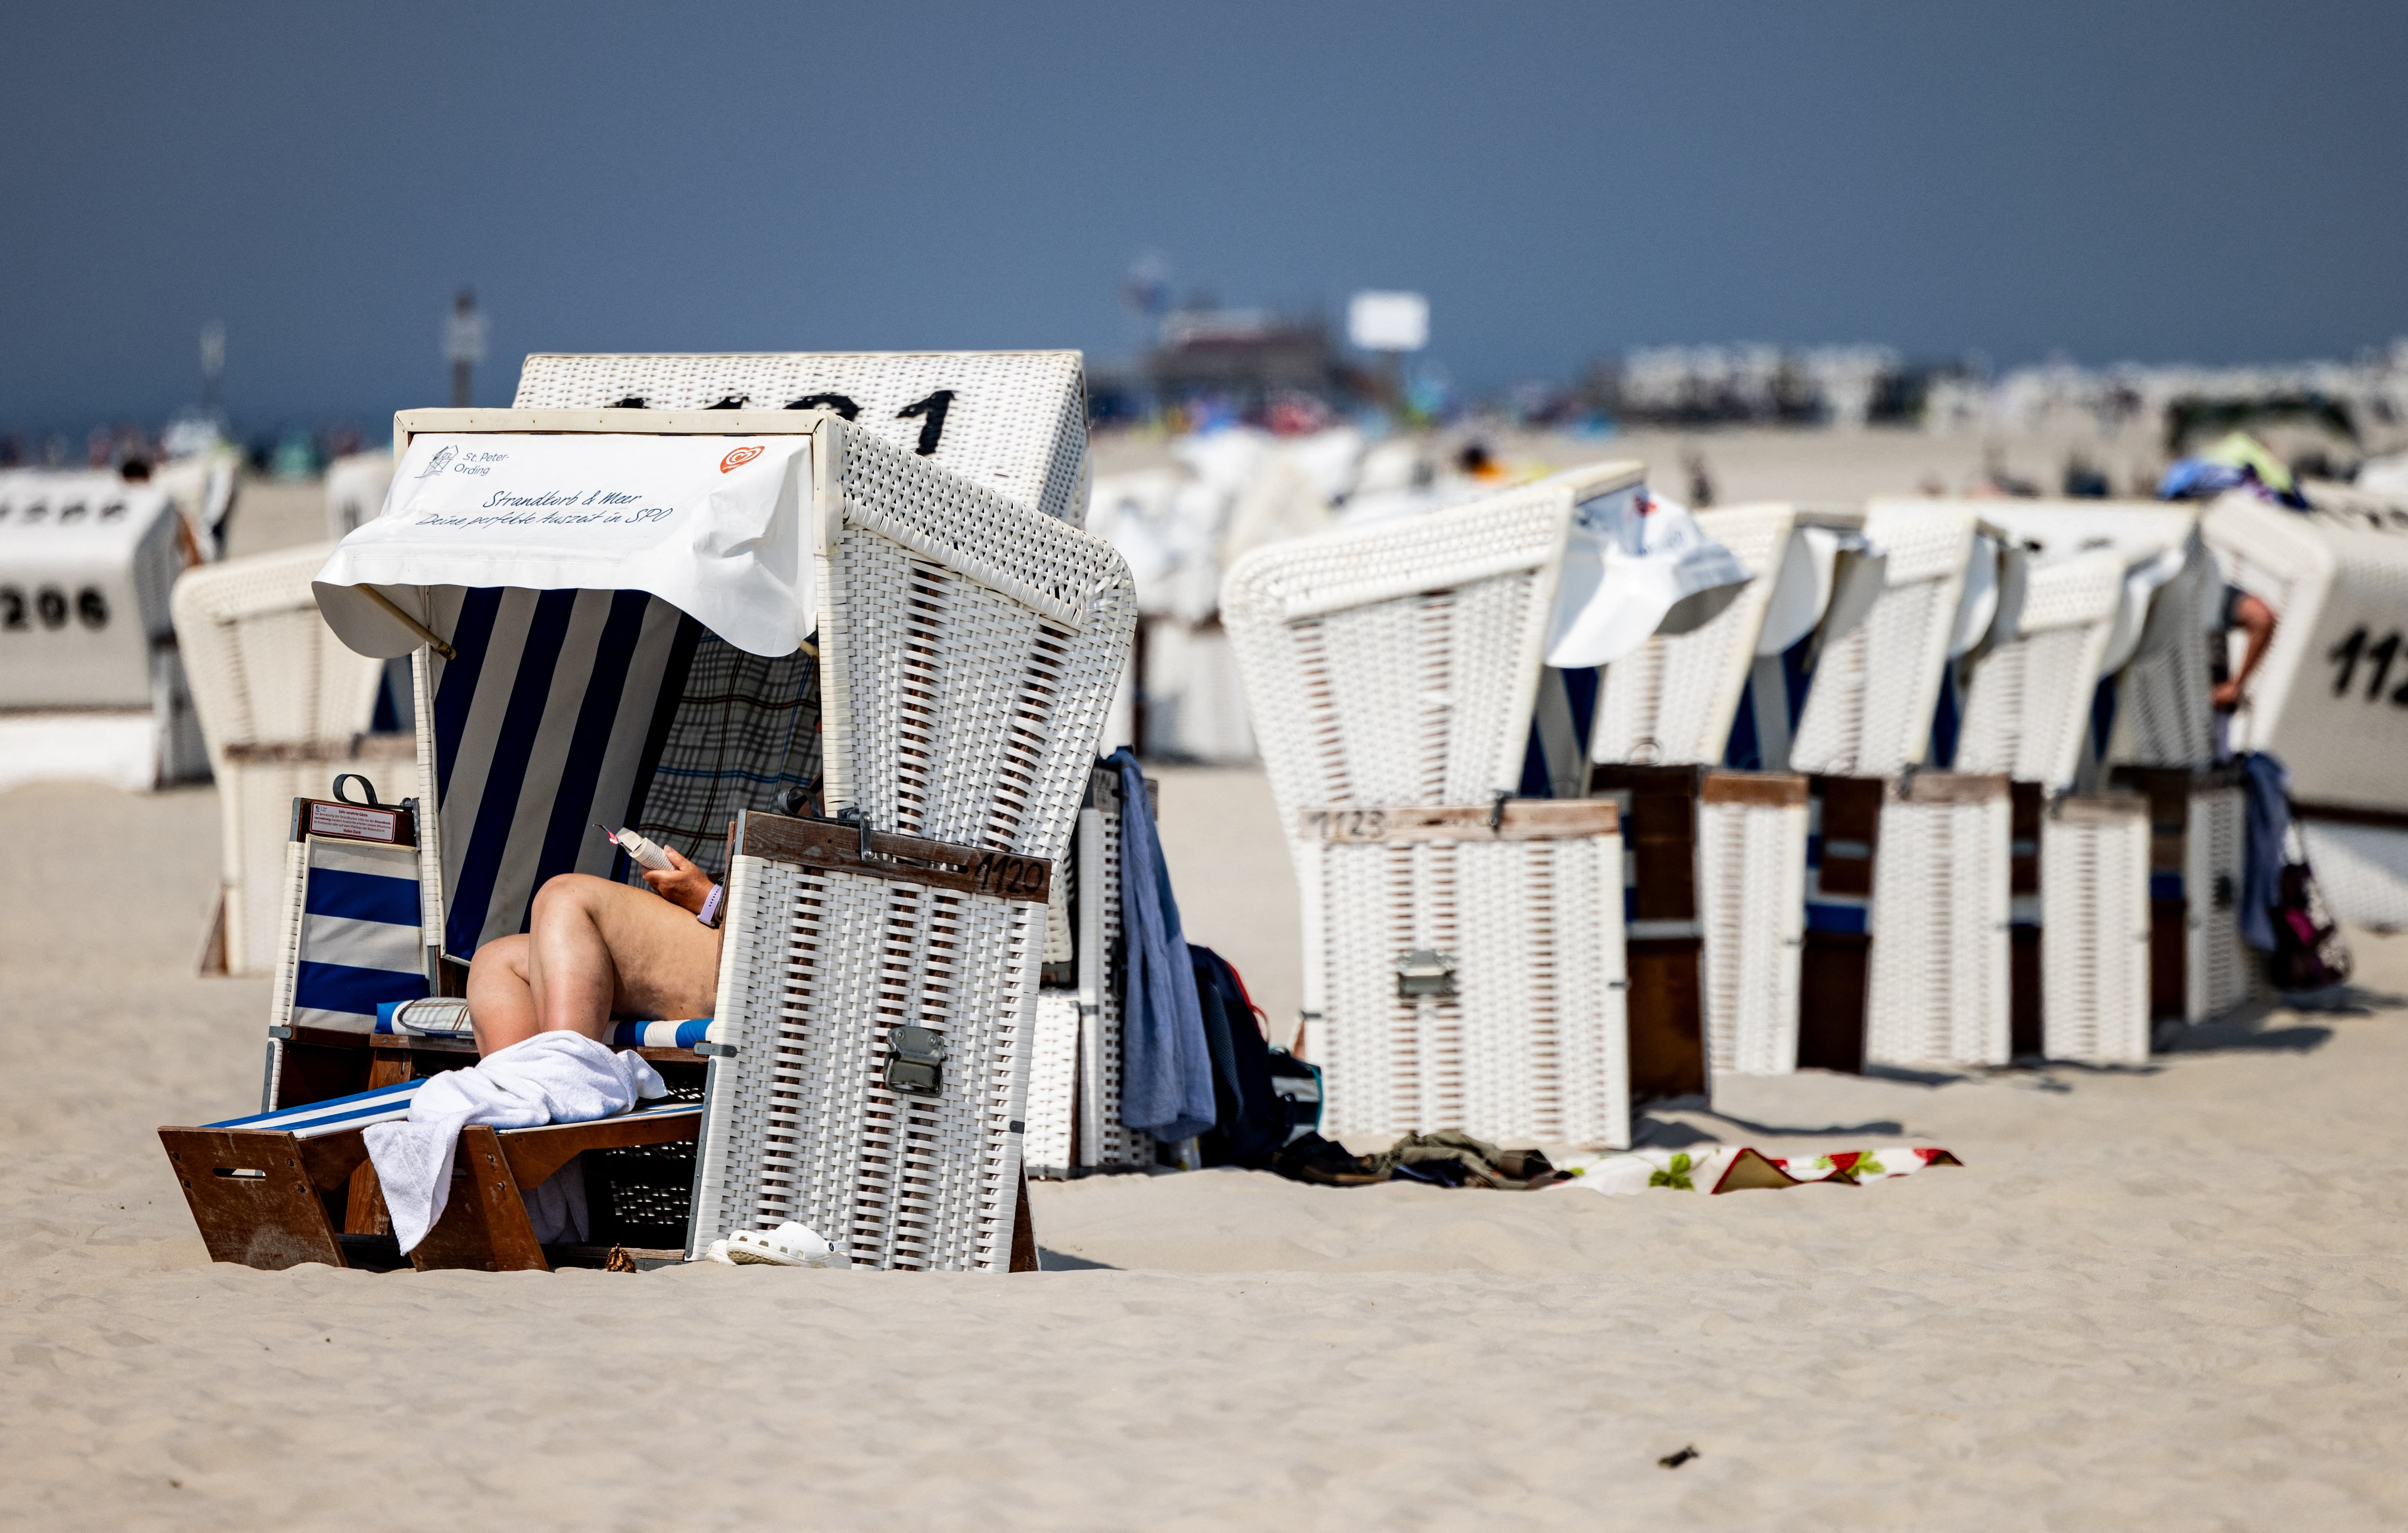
1789, 501, 1981, 779
171, 544, 391, 974
1021, 765, 1152, 1179
1864, 772, 2013, 1068
2206, 490, 2408, 928
0, 469, 205, 792
281, 383, 1126, 1273
1221, 460, 1644, 1055
513, 350, 1092, 525
325, 452, 396, 540
1588, 502, 1801, 769
1305, 801, 1629, 1148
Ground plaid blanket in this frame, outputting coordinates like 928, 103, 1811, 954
628, 629, 823, 884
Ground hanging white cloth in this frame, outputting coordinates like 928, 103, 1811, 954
1545, 487, 1752, 669
314, 432, 812, 659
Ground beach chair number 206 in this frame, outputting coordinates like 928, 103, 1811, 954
0, 585, 109, 632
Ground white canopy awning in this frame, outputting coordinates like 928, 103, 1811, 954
313, 431, 812, 659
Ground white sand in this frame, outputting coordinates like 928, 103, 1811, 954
7, 772, 2408, 1529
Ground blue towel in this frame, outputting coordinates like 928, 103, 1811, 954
2240, 752, 2290, 952
1108, 748, 1216, 1144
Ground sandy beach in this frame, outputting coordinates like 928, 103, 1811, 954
6, 760, 2407, 1530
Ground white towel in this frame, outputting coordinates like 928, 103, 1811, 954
363, 1032, 666, 1254
1545, 486, 1753, 669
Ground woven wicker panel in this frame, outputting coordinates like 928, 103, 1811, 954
1866, 788, 2011, 1066
2298, 821, 2408, 929
2040, 805, 2153, 1063
1314, 826, 1628, 1148
1224, 467, 1638, 827
173, 546, 390, 973
1955, 615, 2113, 790
819, 425, 1136, 865
1073, 776, 1151, 1169
1697, 797, 1808, 1075
2205, 496, 2408, 806
2114, 543, 2217, 768
1590, 504, 1795, 766
2187, 785, 2253, 1021
1022, 992, 1081, 1180
512, 351, 1091, 524
171, 543, 384, 759
693, 851, 1036, 1272
1791, 505, 1976, 778
223, 760, 317, 974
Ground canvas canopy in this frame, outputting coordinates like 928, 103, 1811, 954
314, 431, 813, 662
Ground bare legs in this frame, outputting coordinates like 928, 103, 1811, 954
465, 874, 722, 1056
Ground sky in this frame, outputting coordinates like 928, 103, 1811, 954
4, 0, 2407, 429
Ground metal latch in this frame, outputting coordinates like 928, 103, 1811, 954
1395, 948, 1456, 1000
885, 1025, 946, 1094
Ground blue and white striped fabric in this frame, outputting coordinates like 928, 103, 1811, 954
207, 1078, 701, 1138
291, 840, 430, 1029
423, 587, 695, 957
604, 1018, 716, 1049
209, 1078, 424, 1138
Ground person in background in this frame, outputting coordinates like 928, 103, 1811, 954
2212, 585, 2278, 757
1684, 450, 1715, 507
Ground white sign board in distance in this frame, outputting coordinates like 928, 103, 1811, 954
0, 471, 183, 709
1348, 290, 1430, 353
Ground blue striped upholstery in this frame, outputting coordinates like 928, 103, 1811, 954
209, 1079, 424, 1138
604, 1018, 716, 1049
291, 840, 429, 1029
206, 1078, 700, 1139
424, 587, 695, 957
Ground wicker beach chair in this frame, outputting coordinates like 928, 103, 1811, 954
1223, 459, 1641, 1027
1305, 801, 1630, 1148
166, 357, 1129, 1274
1024, 765, 1153, 1179
1778, 503, 1985, 1071
170, 544, 392, 974
2207, 488, 2408, 929
1587, 502, 1806, 770
1950, 503, 2234, 1055
1224, 463, 1650, 1143
513, 350, 1092, 525
0, 469, 206, 792
1587, 505, 1862, 1079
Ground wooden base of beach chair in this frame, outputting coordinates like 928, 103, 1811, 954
159, 1127, 360, 1270
160, 1110, 703, 1273
1796, 775, 1883, 1074
1591, 765, 1710, 1102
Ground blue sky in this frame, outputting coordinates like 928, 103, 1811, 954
4, 0, 2405, 427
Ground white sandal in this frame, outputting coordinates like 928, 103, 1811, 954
721, 1222, 841, 1268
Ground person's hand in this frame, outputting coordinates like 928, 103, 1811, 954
643, 845, 716, 915
2212, 677, 2243, 710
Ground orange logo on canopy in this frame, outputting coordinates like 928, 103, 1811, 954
720, 445, 764, 473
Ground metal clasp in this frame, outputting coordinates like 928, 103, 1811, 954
1395, 949, 1456, 999
884, 1025, 945, 1094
